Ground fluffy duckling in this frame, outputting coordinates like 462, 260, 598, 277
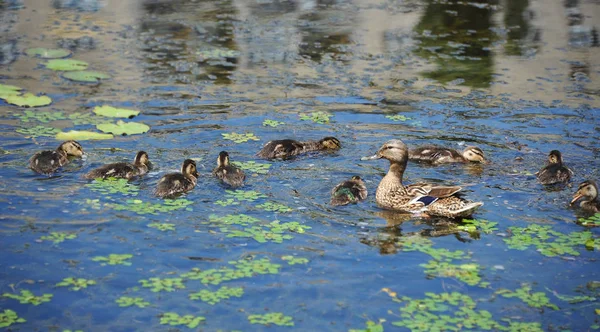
256, 136, 341, 159
362, 139, 483, 218
330, 175, 368, 206
84, 151, 150, 180
29, 140, 84, 175
213, 151, 245, 188
409, 145, 486, 164
536, 150, 573, 185
154, 159, 199, 198
571, 180, 599, 212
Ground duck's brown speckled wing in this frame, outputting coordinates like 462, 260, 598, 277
214, 165, 245, 187
330, 180, 367, 206
257, 139, 304, 159
29, 150, 68, 175
154, 173, 195, 198
84, 162, 138, 180
536, 164, 573, 185
409, 146, 462, 164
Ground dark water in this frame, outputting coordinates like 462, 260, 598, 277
0, 0, 599, 331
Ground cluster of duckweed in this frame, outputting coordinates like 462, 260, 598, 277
299, 111, 331, 124
16, 125, 60, 137
217, 216, 311, 244
115, 296, 150, 308
349, 319, 385, 332
281, 255, 309, 265
256, 201, 293, 213
385, 114, 411, 121
457, 218, 499, 235
109, 198, 193, 215
39, 231, 77, 244
55, 278, 96, 291
91, 254, 133, 266
214, 190, 267, 206
503, 224, 594, 257
159, 312, 205, 328
247, 312, 294, 327
262, 119, 285, 127
230, 160, 271, 174
85, 178, 139, 197
221, 132, 260, 143
3, 290, 53, 305
188, 286, 244, 305
0, 309, 26, 328
147, 222, 176, 232
139, 277, 185, 292
495, 284, 559, 310
578, 213, 600, 227
179, 257, 281, 286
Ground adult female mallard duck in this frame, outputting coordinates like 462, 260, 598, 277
330, 175, 368, 206
84, 151, 150, 180
256, 136, 341, 159
29, 140, 84, 175
409, 145, 486, 164
362, 139, 483, 218
571, 180, 599, 212
536, 150, 573, 185
154, 159, 199, 198
213, 151, 245, 188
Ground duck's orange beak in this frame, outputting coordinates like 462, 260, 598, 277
570, 192, 583, 205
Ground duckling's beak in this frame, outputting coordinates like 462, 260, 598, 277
361, 153, 381, 161
570, 192, 583, 205
81, 152, 88, 160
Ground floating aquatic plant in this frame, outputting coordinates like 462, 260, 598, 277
39, 231, 77, 244
349, 319, 385, 332
222, 132, 260, 143
459, 218, 498, 235
180, 257, 281, 285
115, 296, 150, 308
63, 70, 111, 83
3, 290, 53, 305
139, 277, 185, 292
68, 112, 106, 125
214, 198, 240, 207
545, 287, 596, 304
147, 222, 176, 232
55, 277, 96, 291
256, 201, 292, 213
223, 225, 294, 243
578, 213, 600, 227
2, 93, 52, 107
496, 284, 559, 310
299, 111, 331, 124
0, 84, 21, 96
385, 114, 411, 121
86, 178, 139, 197
14, 110, 65, 123
263, 119, 285, 127
188, 286, 244, 305
93, 105, 140, 118
16, 125, 59, 137
230, 160, 271, 174
225, 189, 267, 202
209, 214, 261, 226
97, 120, 150, 136
247, 312, 294, 327
160, 312, 205, 329
45, 59, 88, 71
56, 130, 114, 140
91, 254, 133, 266
109, 198, 193, 215
25, 47, 71, 59
421, 260, 487, 287
281, 255, 309, 265
503, 224, 593, 257
0, 309, 26, 328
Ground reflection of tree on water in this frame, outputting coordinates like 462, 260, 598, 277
413, 0, 496, 88
504, 0, 540, 56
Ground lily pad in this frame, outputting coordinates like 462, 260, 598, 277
1, 93, 52, 107
25, 48, 71, 59
97, 120, 150, 136
46, 59, 89, 71
0, 84, 22, 96
63, 71, 111, 83
93, 105, 140, 118
56, 130, 114, 140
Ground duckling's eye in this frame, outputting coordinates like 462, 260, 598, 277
386, 146, 393, 150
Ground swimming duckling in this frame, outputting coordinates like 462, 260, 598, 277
362, 139, 483, 218
154, 159, 199, 198
536, 150, 573, 185
409, 145, 486, 164
29, 140, 84, 175
571, 180, 599, 212
213, 151, 245, 188
330, 175, 368, 206
256, 136, 341, 159
84, 151, 150, 180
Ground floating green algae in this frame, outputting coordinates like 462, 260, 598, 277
230, 160, 271, 174
3, 290, 53, 306
160, 312, 205, 329
139, 277, 185, 292
256, 201, 293, 213
0, 309, 26, 328
39, 232, 77, 244
222, 132, 260, 143
86, 178, 139, 197
421, 260, 487, 287
503, 224, 593, 257
55, 277, 96, 291
180, 257, 281, 286
248, 312, 294, 327
115, 296, 150, 308
496, 284, 559, 310
147, 222, 176, 232
91, 254, 133, 266
263, 119, 285, 127
299, 111, 331, 124
281, 255, 309, 265
108, 198, 193, 215
189, 286, 244, 305
16, 125, 59, 137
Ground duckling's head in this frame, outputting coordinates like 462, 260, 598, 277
548, 150, 563, 164
351, 175, 362, 181
571, 180, 598, 204
361, 139, 408, 163
58, 140, 84, 157
134, 151, 150, 166
182, 159, 199, 178
319, 137, 341, 150
463, 146, 486, 163
217, 151, 230, 167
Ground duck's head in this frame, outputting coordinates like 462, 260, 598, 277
351, 175, 365, 184
217, 151, 230, 167
182, 159, 199, 178
58, 140, 84, 157
319, 137, 341, 150
571, 180, 598, 205
361, 139, 408, 163
462, 146, 486, 163
134, 151, 150, 167
548, 150, 563, 164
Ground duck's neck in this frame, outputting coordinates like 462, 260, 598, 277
378, 161, 407, 194
302, 140, 321, 152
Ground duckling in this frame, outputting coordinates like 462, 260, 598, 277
330, 175, 368, 206
29, 140, 84, 175
536, 150, 573, 185
256, 136, 341, 159
84, 151, 150, 180
362, 139, 483, 218
154, 159, 199, 198
409, 145, 486, 164
570, 180, 599, 212
213, 151, 245, 188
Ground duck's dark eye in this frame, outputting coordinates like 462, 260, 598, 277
386, 146, 393, 150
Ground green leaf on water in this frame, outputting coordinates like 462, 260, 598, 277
230, 160, 271, 174
222, 132, 260, 143
93, 105, 140, 118
0, 83, 22, 96
299, 111, 331, 124
189, 286, 244, 305
115, 296, 150, 308
63, 70, 111, 83
45, 59, 89, 71
3, 290, 53, 305
578, 213, 600, 227
349, 319, 386, 332
55, 277, 96, 291
91, 254, 133, 266
281, 255, 309, 265
17, 125, 60, 138
147, 222, 176, 232
139, 277, 185, 292
263, 119, 285, 127
56, 130, 114, 140
25, 47, 71, 59
160, 312, 205, 329
39, 231, 77, 244
2, 93, 52, 107
247, 312, 294, 327
496, 284, 559, 310
97, 120, 150, 135
0, 309, 26, 328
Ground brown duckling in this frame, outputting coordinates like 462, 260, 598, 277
84, 151, 150, 180
330, 175, 368, 206
362, 139, 483, 218
213, 151, 245, 188
154, 159, 199, 198
409, 145, 486, 164
256, 136, 341, 159
571, 180, 599, 212
536, 150, 573, 185
29, 140, 84, 175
